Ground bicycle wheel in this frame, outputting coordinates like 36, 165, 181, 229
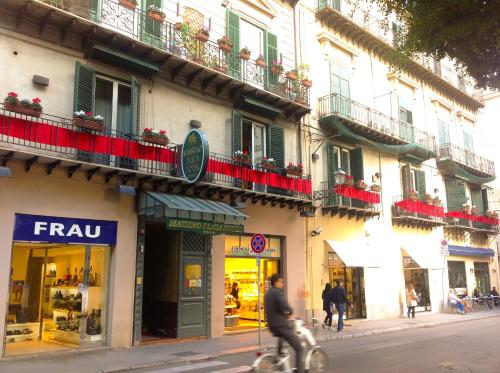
252, 354, 279, 373
306, 347, 329, 373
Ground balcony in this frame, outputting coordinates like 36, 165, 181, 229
318, 93, 437, 162
0, 104, 312, 208
2, 0, 310, 119
315, 181, 380, 220
437, 143, 495, 182
315, 0, 482, 111
392, 195, 446, 229
445, 215, 499, 237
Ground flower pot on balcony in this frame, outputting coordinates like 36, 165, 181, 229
240, 51, 251, 61
73, 117, 105, 132
233, 157, 250, 165
345, 177, 354, 186
271, 66, 283, 75
409, 194, 418, 201
301, 79, 312, 88
370, 184, 381, 192
286, 71, 298, 81
355, 181, 368, 190
196, 30, 210, 43
4, 102, 42, 117
175, 22, 183, 31
255, 57, 266, 68
218, 41, 233, 53
286, 169, 302, 177
261, 163, 277, 171
425, 196, 434, 204
147, 10, 165, 22
118, 0, 137, 10
142, 135, 169, 146
433, 198, 442, 206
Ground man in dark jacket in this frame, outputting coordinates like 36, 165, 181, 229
265, 274, 304, 373
331, 279, 350, 332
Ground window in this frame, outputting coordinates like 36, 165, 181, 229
437, 118, 450, 146
331, 146, 350, 175
242, 119, 266, 164
398, 95, 414, 142
448, 261, 467, 288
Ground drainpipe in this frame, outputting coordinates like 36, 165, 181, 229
292, 1, 303, 165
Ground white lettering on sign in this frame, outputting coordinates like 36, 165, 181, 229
33, 222, 101, 239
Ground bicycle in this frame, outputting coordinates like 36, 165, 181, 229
252, 319, 329, 373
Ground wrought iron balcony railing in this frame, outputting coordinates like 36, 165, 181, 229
0, 104, 312, 200
318, 93, 437, 153
392, 195, 446, 228
438, 143, 495, 178
39, 0, 309, 106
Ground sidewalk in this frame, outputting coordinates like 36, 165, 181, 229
1, 310, 499, 373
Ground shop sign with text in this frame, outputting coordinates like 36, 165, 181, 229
166, 217, 244, 235
225, 236, 281, 258
181, 129, 209, 183
13, 214, 118, 245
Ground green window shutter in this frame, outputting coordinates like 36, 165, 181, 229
131, 76, 140, 134
463, 131, 474, 152
231, 111, 242, 155
401, 164, 413, 198
264, 31, 278, 88
89, 0, 99, 22
444, 178, 458, 211
415, 170, 426, 200
349, 147, 364, 181
406, 110, 413, 125
481, 189, 489, 212
226, 9, 241, 80
457, 181, 467, 207
141, 0, 163, 48
268, 126, 285, 168
470, 188, 484, 214
438, 119, 450, 145
326, 143, 335, 188
73, 61, 95, 113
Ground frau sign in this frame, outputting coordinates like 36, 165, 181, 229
13, 214, 118, 245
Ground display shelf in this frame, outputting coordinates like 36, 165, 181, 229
43, 328, 80, 346
5, 322, 40, 343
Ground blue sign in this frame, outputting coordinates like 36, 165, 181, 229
250, 233, 266, 254
13, 214, 118, 245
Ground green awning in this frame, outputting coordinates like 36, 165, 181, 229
239, 97, 283, 119
89, 44, 160, 76
138, 192, 247, 234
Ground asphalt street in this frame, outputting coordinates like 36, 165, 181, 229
135, 317, 500, 373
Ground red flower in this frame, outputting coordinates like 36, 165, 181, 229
32, 97, 41, 104
85, 111, 93, 116
8, 92, 18, 97
243, 150, 249, 155
159, 130, 166, 135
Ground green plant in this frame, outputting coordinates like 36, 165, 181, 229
240, 46, 251, 54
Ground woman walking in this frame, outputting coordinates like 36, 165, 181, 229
406, 283, 418, 319
322, 283, 333, 329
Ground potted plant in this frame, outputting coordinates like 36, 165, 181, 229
118, 0, 137, 10
255, 55, 266, 68
142, 128, 169, 146
409, 190, 418, 200
217, 35, 233, 53
297, 63, 312, 88
486, 210, 499, 219
370, 184, 382, 192
73, 110, 105, 131
3, 92, 43, 117
270, 60, 284, 75
301, 78, 313, 88
425, 193, 433, 204
286, 162, 303, 176
196, 26, 210, 42
175, 17, 189, 31
471, 205, 479, 215
233, 150, 250, 164
240, 47, 251, 61
345, 175, 354, 186
433, 196, 442, 206
146, 4, 165, 22
355, 179, 368, 190
286, 69, 298, 81
462, 203, 471, 213
261, 157, 277, 170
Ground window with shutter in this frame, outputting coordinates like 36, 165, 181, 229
481, 189, 489, 212
89, 0, 99, 22
437, 119, 450, 146
463, 131, 476, 168
326, 143, 335, 189
141, 0, 163, 48
350, 147, 364, 208
401, 165, 413, 199
268, 126, 284, 168
231, 111, 243, 155
264, 31, 278, 88
444, 178, 458, 212
456, 181, 467, 208
415, 170, 426, 200
227, 10, 241, 80
470, 187, 484, 214
74, 61, 95, 113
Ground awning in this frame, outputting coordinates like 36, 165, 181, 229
138, 192, 247, 235
239, 96, 283, 119
402, 245, 447, 269
326, 240, 383, 268
448, 245, 495, 257
89, 44, 160, 76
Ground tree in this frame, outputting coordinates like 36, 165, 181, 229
371, 0, 500, 89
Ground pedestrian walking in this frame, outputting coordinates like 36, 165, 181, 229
331, 279, 350, 332
406, 283, 418, 319
322, 283, 333, 329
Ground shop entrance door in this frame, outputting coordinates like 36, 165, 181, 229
403, 256, 431, 312
328, 264, 366, 319
474, 262, 491, 295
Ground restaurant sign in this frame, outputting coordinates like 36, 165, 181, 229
166, 217, 244, 235
181, 129, 209, 183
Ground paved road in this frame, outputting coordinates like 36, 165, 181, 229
136, 317, 500, 373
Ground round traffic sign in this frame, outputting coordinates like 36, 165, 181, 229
250, 233, 266, 254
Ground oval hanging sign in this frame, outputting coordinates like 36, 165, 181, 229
181, 129, 209, 183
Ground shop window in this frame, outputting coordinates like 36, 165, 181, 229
448, 261, 466, 289
474, 262, 491, 296
5, 244, 109, 356
403, 256, 431, 310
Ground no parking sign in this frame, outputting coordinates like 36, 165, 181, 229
250, 233, 266, 254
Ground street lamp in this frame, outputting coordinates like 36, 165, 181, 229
333, 169, 346, 185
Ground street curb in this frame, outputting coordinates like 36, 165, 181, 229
93, 313, 500, 372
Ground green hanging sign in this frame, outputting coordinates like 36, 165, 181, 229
166, 217, 244, 235
181, 129, 209, 183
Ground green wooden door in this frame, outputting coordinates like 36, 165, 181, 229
401, 164, 413, 199
264, 31, 278, 89
227, 10, 241, 80
415, 170, 426, 200
350, 147, 364, 208
141, 0, 164, 48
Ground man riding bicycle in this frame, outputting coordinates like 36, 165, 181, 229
264, 274, 304, 373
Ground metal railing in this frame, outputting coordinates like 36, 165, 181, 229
438, 143, 495, 176
392, 195, 445, 223
41, 0, 309, 105
318, 181, 380, 212
318, 93, 437, 153
0, 105, 311, 200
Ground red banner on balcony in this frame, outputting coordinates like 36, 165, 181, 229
334, 184, 380, 204
395, 199, 445, 218
0, 114, 312, 195
445, 211, 499, 226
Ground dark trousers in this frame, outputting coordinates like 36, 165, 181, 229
271, 326, 304, 373
407, 306, 416, 318
323, 310, 333, 327
336, 303, 346, 331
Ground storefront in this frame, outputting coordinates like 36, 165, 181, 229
402, 256, 431, 311
4, 214, 116, 357
223, 235, 282, 332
